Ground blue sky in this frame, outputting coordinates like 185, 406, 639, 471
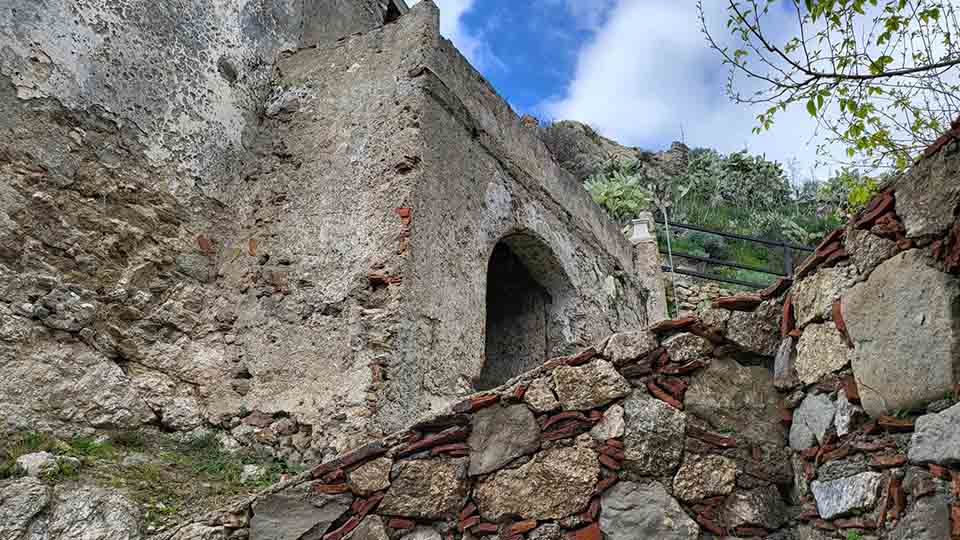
408, 0, 839, 178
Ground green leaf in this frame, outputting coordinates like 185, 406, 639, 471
807, 99, 817, 116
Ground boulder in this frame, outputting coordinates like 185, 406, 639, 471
589, 404, 625, 441
791, 266, 856, 328
474, 443, 599, 521
468, 404, 540, 476
552, 360, 630, 411
672, 454, 737, 502
622, 392, 686, 476
347, 457, 393, 495
908, 402, 960, 465
843, 251, 960, 417
251, 487, 351, 540
662, 333, 712, 363
602, 330, 658, 365
721, 485, 788, 530
599, 481, 699, 540
684, 356, 785, 446
726, 301, 781, 356
790, 393, 835, 450
15, 452, 57, 478
349, 516, 390, 540
523, 377, 559, 413
810, 472, 883, 519
794, 323, 849, 385
773, 338, 800, 390
0, 477, 51, 539
889, 493, 953, 540
379, 458, 468, 519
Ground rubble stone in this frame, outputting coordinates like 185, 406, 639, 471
622, 392, 686, 476
790, 393, 835, 450
379, 459, 469, 519
810, 472, 883, 519
590, 404, 625, 441
795, 323, 849, 385
672, 454, 737, 502
791, 266, 856, 328
721, 485, 787, 530
773, 337, 800, 390
908, 402, 960, 465
662, 333, 713, 363
347, 457, 393, 496
599, 481, 699, 540
251, 487, 351, 540
468, 404, 540, 476
552, 360, 631, 411
602, 330, 658, 365
523, 377, 560, 413
726, 301, 781, 356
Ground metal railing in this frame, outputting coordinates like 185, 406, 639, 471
653, 218, 816, 290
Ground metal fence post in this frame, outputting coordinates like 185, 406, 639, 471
782, 241, 793, 279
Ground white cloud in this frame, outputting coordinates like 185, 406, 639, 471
406, 0, 505, 71
541, 0, 842, 178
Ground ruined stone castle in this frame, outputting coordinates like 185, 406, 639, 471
2, 1, 960, 540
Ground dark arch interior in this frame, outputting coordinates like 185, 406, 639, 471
476, 233, 570, 391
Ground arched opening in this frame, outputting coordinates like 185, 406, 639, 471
476, 232, 573, 391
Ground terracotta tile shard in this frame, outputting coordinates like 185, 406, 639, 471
686, 425, 737, 448
850, 439, 894, 453
596, 445, 626, 460
473, 523, 499, 534
566, 523, 601, 540
890, 477, 906, 521
658, 359, 708, 376
646, 381, 684, 410
619, 361, 653, 379
788, 329, 803, 338
321, 469, 346, 484
834, 517, 877, 530
734, 526, 769, 537
458, 516, 480, 532
542, 422, 592, 441
878, 416, 915, 432
592, 475, 619, 496
842, 376, 861, 403
781, 294, 796, 338
855, 193, 895, 229
831, 299, 855, 348
822, 446, 850, 463
930, 464, 951, 479
313, 483, 351, 494
452, 394, 499, 414
395, 427, 469, 457
649, 316, 698, 334
394, 207, 411, 218
387, 518, 416, 530
688, 322, 726, 345
860, 421, 881, 435
311, 441, 387, 479
816, 228, 846, 252
511, 385, 527, 401
598, 454, 622, 470
713, 293, 764, 311
367, 271, 402, 286
780, 407, 793, 426
657, 377, 688, 401
951, 505, 960, 539
606, 439, 625, 449
543, 411, 591, 431
324, 516, 363, 540
197, 234, 214, 254
654, 348, 671, 370
795, 249, 829, 280
507, 520, 538, 536
458, 502, 477, 522
583, 498, 601, 521
897, 238, 915, 250
759, 277, 792, 300
695, 514, 724, 535
430, 443, 469, 456
952, 471, 960, 498
564, 347, 598, 366
812, 519, 837, 531
870, 454, 907, 469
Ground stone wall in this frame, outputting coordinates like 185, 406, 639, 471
665, 275, 735, 317
0, 0, 660, 468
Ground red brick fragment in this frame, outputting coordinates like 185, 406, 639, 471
646, 381, 683, 410
713, 293, 764, 311
394, 207, 411, 218
322, 469, 346, 484
583, 497, 601, 521
430, 443, 469, 456
658, 358, 708, 376
511, 384, 527, 401
592, 475, 619, 496
619, 361, 653, 378
649, 316, 698, 334
834, 517, 877, 530
781, 294, 795, 338
795, 249, 829, 280
822, 446, 850, 463
859, 421, 881, 435
816, 227, 846, 253
596, 445, 626, 460
566, 523, 601, 540
657, 377, 688, 401
890, 477, 906, 521
897, 238, 915, 250
870, 454, 907, 469
832, 299, 854, 349
811, 519, 836, 531
395, 427, 469, 457
733, 526, 769, 537
458, 516, 480, 532
598, 454, 622, 470
842, 375, 861, 403
878, 416, 915, 432
387, 518, 416, 530
850, 439, 893, 453
452, 394, 499, 414
606, 439, 625, 449
543, 411, 590, 431
542, 423, 591, 441
367, 271, 403, 286
951, 504, 960, 539
686, 425, 737, 448
872, 212, 906, 237
311, 441, 388, 479
759, 277, 792, 300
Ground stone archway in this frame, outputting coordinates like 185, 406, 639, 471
476, 232, 573, 391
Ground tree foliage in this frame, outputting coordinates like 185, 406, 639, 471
700, 0, 960, 170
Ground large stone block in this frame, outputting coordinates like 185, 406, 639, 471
599, 481, 698, 540
843, 251, 960, 417
467, 404, 540, 476
474, 443, 599, 521
726, 300, 781, 357
379, 459, 469, 519
908, 402, 960, 465
251, 487, 351, 540
602, 330, 658, 365
795, 323, 849, 385
622, 392, 686, 476
896, 149, 960, 238
552, 360, 631, 411
672, 454, 737, 502
792, 266, 856, 328
685, 356, 785, 446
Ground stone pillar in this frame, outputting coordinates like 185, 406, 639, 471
631, 212, 668, 322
